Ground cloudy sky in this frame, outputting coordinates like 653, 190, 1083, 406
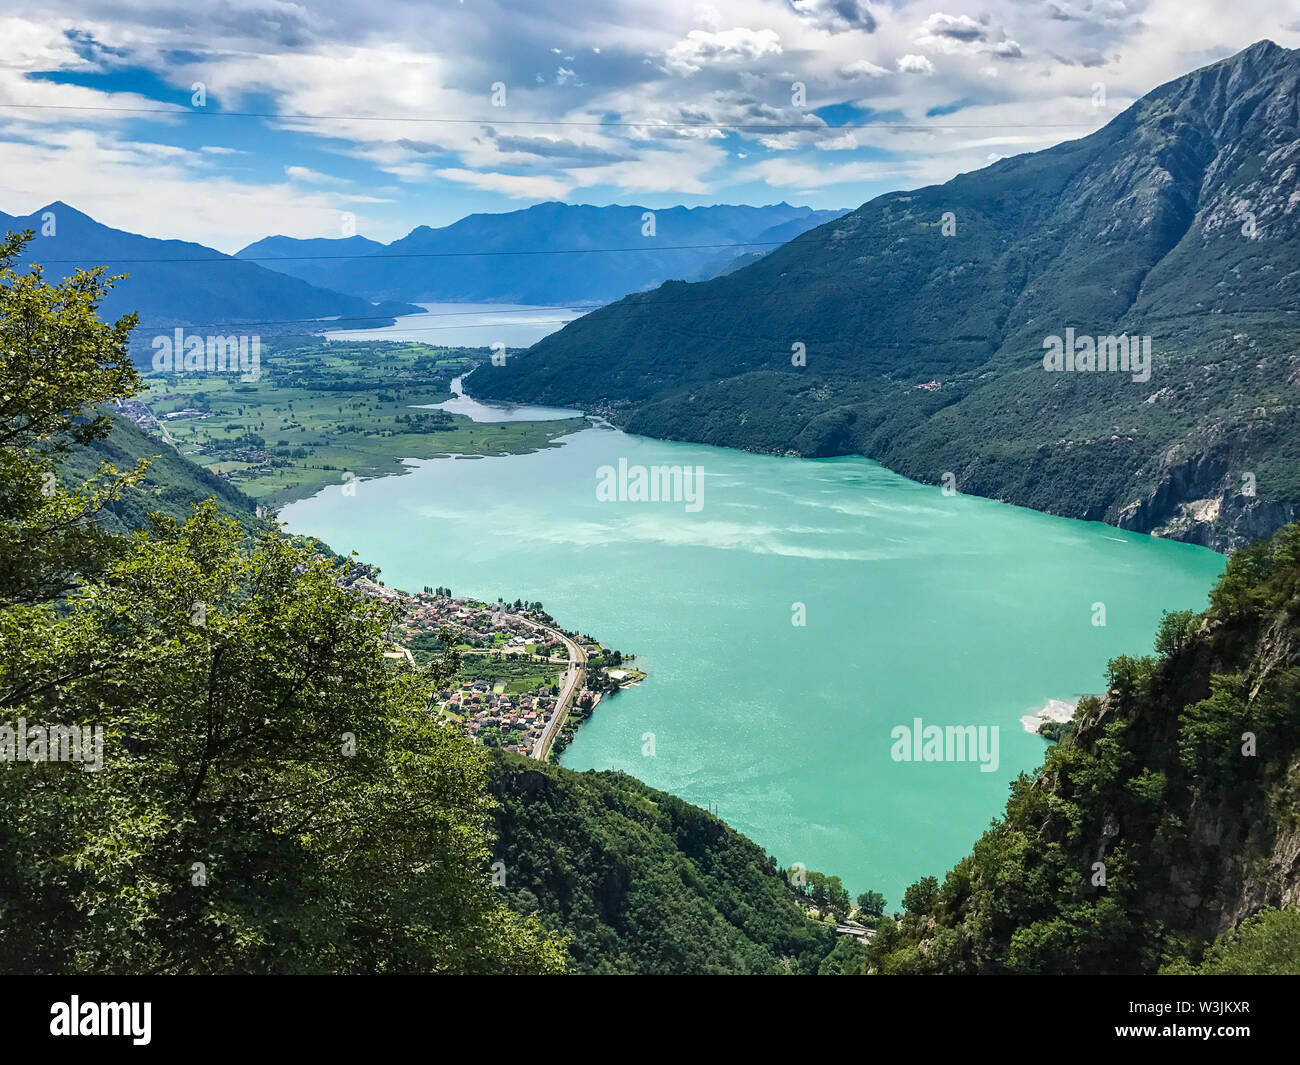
0, 0, 1296, 251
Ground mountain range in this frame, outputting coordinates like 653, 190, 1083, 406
0, 203, 418, 335
470, 40, 1300, 553
236, 202, 847, 306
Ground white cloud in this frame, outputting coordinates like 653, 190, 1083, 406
791, 0, 878, 34
816, 131, 859, 150
913, 12, 1024, 61
0, 127, 353, 252
839, 58, 890, 78
285, 165, 340, 184
749, 156, 910, 189
916, 13, 987, 49
898, 53, 935, 74
433, 168, 571, 199
692, 3, 722, 31
663, 28, 783, 75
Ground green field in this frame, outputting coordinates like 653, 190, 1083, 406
455, 655, 563, 695
143, 339, 588, 507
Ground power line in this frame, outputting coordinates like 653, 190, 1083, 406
21, 235, 826, 266
129, 280, 805, 333
0, 100, 1102, 133
133, 290, 1282, 342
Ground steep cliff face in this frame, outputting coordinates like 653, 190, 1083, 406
861, 522, 1300, 974
473, 41, 1300, 553
1116, 452, 1299, 553
1062, 603, 1300, 943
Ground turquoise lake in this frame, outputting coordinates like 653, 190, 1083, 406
280, 418, 1225, 904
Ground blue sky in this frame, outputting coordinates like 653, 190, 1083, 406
0, 0, 1295, 251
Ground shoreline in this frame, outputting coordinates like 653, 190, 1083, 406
341, 567, 642, 760
1020, 698, 1079, 737
460, 380, 1242, 557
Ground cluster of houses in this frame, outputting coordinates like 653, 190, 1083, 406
446, 680, 564, 754
388, 590, 571, 658
340, 577, 601, 756
450, 682, 600, 756
112, 399, 160, 432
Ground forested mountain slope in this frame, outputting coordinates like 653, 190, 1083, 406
488, 754, 837, 974
60, 412, 263, 535
862, 521, 1300, 974
472, 41, 1300, 552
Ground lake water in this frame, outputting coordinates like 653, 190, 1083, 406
425, 372, 581, 423
280, 415, 1225, 904
321, 301, 585, 346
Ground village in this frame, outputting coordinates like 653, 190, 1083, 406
341, 568, 641, 759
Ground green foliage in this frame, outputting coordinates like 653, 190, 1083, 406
0, 235, 566, 974
1155, 609, 1199, 658
488, 754, 837, 974
1161, 908, 1300, 974
856, 890, 887, 917
795, 869, 851, 919
1037, 718, 1075, 743
1106, 654, 1156, 696
818, 935, 869, 975
61, 411, 265, 534
902, 876, 939, 916
864, 521, 1300, 974
0, 231, 145, 607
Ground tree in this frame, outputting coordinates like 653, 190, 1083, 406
856, 891, 887, 918
902, 876, 939, 916
1154, 609, 1198, 658
818, 935, 868, 975
824, 875, 851, 919
0, 231, 143, 608
0, 232, 566, 975
1161, 909, 1300, 975
808, 871, 829, 909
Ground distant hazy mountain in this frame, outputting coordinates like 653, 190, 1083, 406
243, 233, 387, 264
472, 41, 1300, 552
2, 203, 417, 332
236, 202, 847, 306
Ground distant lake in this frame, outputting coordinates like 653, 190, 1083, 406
280, 416, 1225, 904
320, 301, 585, 346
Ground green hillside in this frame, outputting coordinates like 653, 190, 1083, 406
472, 41, 1300, 552
488, 753, 837, 974
60, 411, 264, 534
861, 521, 1300, 974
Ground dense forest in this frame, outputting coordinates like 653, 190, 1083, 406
61, 410, 267, 535
487, 755, 838, 974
